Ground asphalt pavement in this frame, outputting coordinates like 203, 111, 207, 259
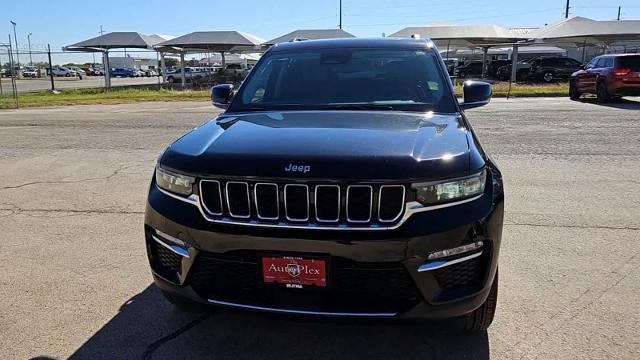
0, 97, 639, 359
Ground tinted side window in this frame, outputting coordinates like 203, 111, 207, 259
604, 58, 614, 68
595, 58, 607, 68
617, 56, 640, 68
586, 58, 598, 69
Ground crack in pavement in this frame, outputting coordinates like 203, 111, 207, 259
0, 205, 143, 216
0, 163, 147, 190
505, 221, 639, 231
141, 313, 211, 360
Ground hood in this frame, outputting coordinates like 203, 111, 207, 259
160, 110, 476, 181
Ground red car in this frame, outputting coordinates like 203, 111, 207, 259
569, 54, 640, 102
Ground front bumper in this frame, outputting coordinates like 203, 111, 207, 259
144, 169, 504, 319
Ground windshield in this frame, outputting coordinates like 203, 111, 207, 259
228, 47, 456, 113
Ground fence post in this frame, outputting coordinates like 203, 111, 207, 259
8, 34, 19, 109
47, 44, 55, 91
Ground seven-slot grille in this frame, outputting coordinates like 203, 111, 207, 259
199, 180, 405, 227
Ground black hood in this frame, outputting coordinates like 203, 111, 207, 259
160, 110, 479, 181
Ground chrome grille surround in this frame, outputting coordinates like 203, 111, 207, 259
314, 185, 341, 223
378, 185, 406, 223
156, 179, 483, 231
284, 184, 310, 222
225, 181, 251, 219
254, 182, 280, 220
346, 185, 373, 223
199, 179, 223, 216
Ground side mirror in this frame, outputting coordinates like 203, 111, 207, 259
459, 80, 492, 110
580, 64, 586, 70
211, 84, 234, 109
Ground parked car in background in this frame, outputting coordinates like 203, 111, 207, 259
443, 59, 458, 76
22, 66, 38, 78
219, 63, 249, 77
110, 67, 137, 77
528, 57, 582, 82
570, 54, 640, 102
51, 66, 77, 77
454, 61, 483, 78
68, 66, 87, 77
144, 69, 158, 77
166, 67, 206, 83
487, 59, 510, 78
496, 58, 539, 81
92, 68, 105, 76
134, 69, 146, 77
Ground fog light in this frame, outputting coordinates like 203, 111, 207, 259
427, 241, 484, 260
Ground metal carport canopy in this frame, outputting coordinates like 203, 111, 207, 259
154, 31, 265, 88
64, 32, 166, 88
389, 24, 527, 80
264, 29, 355, 46
529, 16, 640, 61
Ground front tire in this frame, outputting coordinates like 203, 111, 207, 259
542, 71, 554, 83
463, 270, 498, 331
596, 81, 610, 103
569, 80, 581, 100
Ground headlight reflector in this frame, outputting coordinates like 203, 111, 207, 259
155, 165, 194, 196
414, 169, 486, 205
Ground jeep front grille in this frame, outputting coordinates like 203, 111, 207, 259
199, 180, 406, 228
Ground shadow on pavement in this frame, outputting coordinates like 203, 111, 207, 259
69, 284, 490, 360
578, 97, 640, 110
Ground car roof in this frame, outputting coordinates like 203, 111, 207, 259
597, 53, 640, 58
270, 37, 435, 52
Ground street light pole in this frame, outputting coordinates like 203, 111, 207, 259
10, 21, 19, 66
27, 33, 32, 65
339, 0, 342, 29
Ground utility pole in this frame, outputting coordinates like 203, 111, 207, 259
565, 0, 570, 19
27, 33, 32, 65
10, 21, 19, 66
339, 0, 342, 29
99, 25, 104, 35
617, 6, 621, 20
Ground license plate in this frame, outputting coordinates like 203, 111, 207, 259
262, 256, 327, 288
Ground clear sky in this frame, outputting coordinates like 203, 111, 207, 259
2, 0, 640, 63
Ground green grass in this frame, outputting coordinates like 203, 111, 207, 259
0, 82, 570, 109
0, 88, 209, 109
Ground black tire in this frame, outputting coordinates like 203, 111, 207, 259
161, 291, 207, 313
596, 81, 610, 103
569, 80, 580, 100
463, 270, 498, 331
542, 71, 555, 83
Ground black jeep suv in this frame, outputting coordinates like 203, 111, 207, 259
145, 38, 504, 330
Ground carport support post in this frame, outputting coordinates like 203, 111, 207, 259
481, 47, 489, 79
47, 44, 55, 91
180, 52, 185, 89
103, 50, 111, 89
510, 44, 519, 83
160, 52, 166, 84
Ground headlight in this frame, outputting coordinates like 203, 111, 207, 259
413, 169, 486, 205
155, 165, 194, 196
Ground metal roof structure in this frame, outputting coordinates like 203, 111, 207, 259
529, 16, 640, 45
389, 24, 525, 48
154, 31, 264, 53
64, 32, 165, 52
265, 29, 355, 45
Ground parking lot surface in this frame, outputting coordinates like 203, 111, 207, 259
1, 76, 160, 93
1, 97, 639, 359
